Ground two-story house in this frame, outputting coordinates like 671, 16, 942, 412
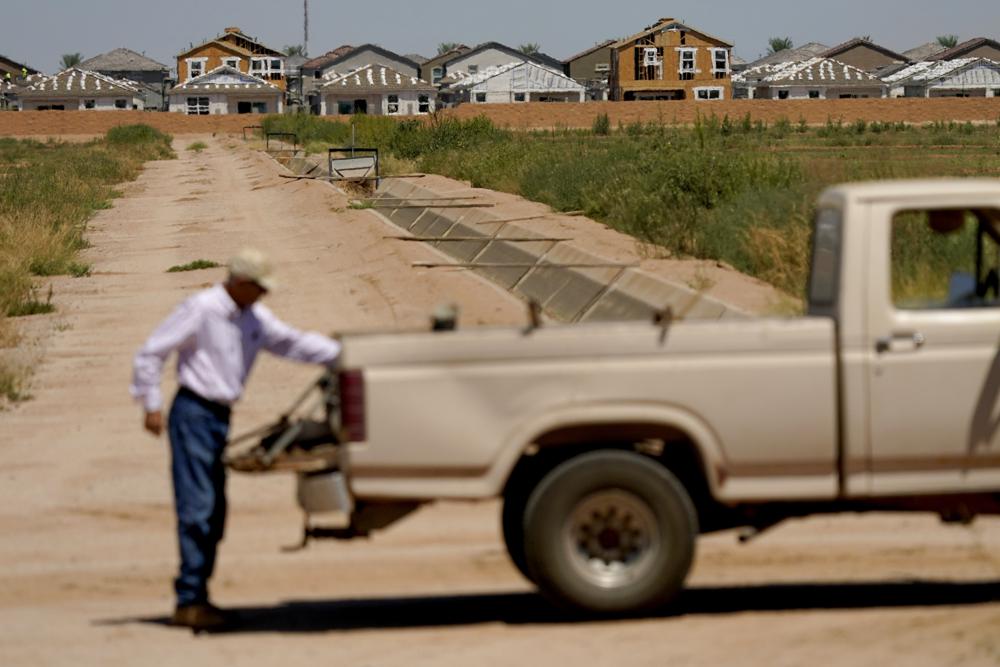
563, 40, 615, 100
78, 48, 171, 110
176, 27, 287, 90
610, 18, 733, 101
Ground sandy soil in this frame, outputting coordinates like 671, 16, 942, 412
1, 136, 999, 666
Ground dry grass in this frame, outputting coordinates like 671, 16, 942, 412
0, 126, 174, 403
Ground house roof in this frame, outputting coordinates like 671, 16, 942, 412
753, 57, 884, 86
302, 44, 419, 73
404, 53, 428, 65
929, 37, 1000, 61
448, 60, 584, 92
820, 38, 907, 62
79, 48, 169, 72
320, 64, 434, 92
19, 68, 142, 98
884, 58, 1000, 85
301, 45, 356, 70
902, 42, 947, 61
742, 42, 829, 69
167, 65, 281, 93
177, 27, 284, 59
178, 40, 255, 60
420, 46, 473, 74
562, 40, 616, 64
443, 42, 564, 71
612, 18, 734, 50
0, 54, 40, 75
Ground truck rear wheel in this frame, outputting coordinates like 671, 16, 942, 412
501, 490, 532, 582
522, 450, 697, 613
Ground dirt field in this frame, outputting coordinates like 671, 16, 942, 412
2, 95, 999, 137
1, 137, 999, 666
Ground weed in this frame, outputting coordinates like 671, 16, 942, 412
0, 360, 31, 404
68, 262, 91, 277
167, 259, 221, 273
592, 113, 611, 136
348, 200, 375, 210
8, 285, 54, 317
187, 141, 208, 152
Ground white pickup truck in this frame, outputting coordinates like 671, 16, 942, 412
290, 179, 1000, 613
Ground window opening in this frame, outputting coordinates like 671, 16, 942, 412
678, 48, 696, 81
186, 96, 209, 115
635, 46, 663, 81
891, 208, 1000, 310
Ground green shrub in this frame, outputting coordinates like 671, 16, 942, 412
167, 259, 221, 273
592, 113, 611, 136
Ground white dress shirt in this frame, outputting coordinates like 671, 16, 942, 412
130, 284, 341, 413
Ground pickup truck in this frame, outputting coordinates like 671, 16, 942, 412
291, 179, 1000, 614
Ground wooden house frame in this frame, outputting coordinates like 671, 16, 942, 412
176, 27, 287, 91
610, 18, 733, 101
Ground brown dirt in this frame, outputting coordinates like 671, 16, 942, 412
2, 96, 999, 138
1, 136, 998, 666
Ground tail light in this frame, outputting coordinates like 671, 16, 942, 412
338, 369, 367, 442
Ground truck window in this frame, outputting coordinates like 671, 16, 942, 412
807, 207, 842, 316
891, 208, 1000, 310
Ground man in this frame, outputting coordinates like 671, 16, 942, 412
130, 248, 341, 630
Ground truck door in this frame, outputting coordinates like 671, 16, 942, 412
866, 204, 1000, 495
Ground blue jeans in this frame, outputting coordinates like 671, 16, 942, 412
168, 389, 230, 607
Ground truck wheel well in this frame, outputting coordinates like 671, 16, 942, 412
504, 423, 718, 528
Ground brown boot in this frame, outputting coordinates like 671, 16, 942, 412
171, 602, 230, 630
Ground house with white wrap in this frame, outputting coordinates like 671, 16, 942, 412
449, 61, 586, 104
883, 58, 1000, 98
318, 64, 435, 115
745, 57, 886, 99
17, 68, 145, 110
167, 65, 283, 114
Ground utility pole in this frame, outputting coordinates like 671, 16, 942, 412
304, 0, 309, 56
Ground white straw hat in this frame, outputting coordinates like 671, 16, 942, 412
228, 247, 277, 291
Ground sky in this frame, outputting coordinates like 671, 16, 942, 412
4, 0, 999, 73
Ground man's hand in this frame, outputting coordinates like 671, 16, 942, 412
144, 411, 164, 436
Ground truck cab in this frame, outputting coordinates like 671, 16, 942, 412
817, 180, 1000, 499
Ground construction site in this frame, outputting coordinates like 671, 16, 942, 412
2, 104, 1000, 666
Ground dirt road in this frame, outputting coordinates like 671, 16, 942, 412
2, 137, 999, 666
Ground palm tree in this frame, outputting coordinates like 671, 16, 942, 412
437, 42, 460, 55
284, 44, 306, 57
767, 37, 793, 54
60, 53, 82, 69
936, 34, 959, 48
519, 43, 541, 55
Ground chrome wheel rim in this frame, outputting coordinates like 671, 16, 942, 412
563, 489, 660, 589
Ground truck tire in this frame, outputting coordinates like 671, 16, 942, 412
501, 486, 532, 582
522, 450, 697, 613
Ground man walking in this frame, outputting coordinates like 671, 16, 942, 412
130, 248, 341, 630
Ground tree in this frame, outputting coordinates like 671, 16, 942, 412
284, 44, 306, 57
519, 43, 541, 55
936, 34, 959, 48
437, 42, 460, 55
60, 53, 82, 69
767, 37, 793, 54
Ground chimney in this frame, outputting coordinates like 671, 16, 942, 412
224, 27, 241, 34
